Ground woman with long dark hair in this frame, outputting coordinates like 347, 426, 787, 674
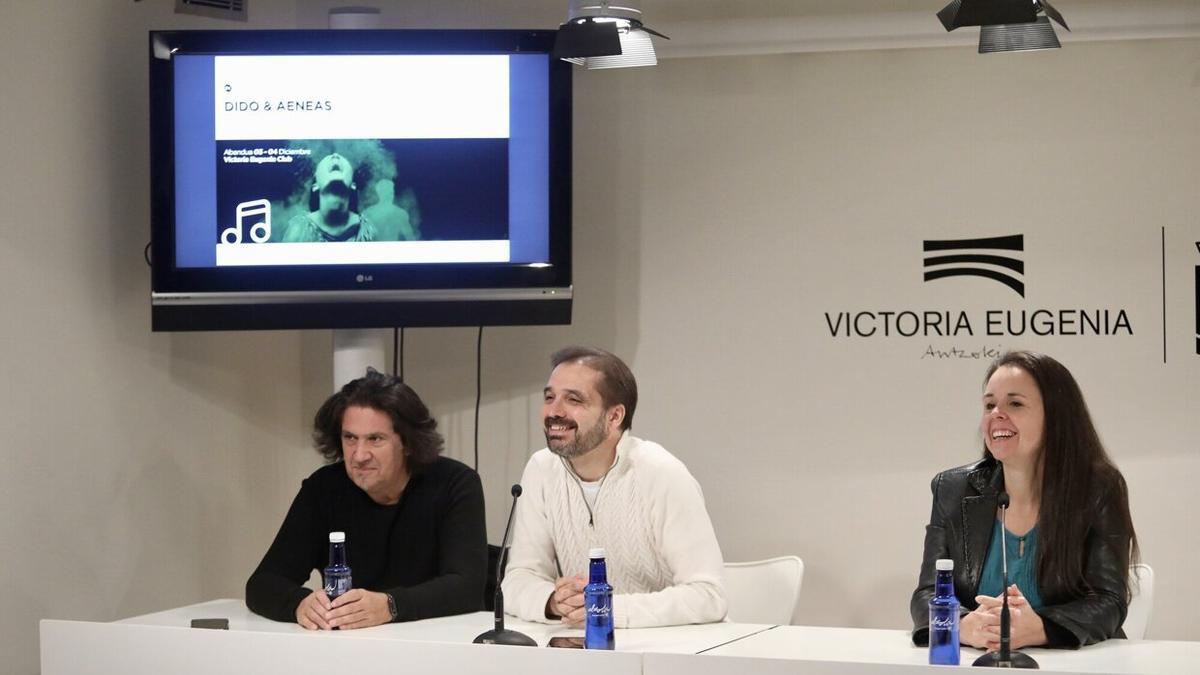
910, 350, 1139, 650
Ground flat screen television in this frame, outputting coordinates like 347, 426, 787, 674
149, 30, 572, 331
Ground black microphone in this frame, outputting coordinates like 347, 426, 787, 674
474, 484, 537, 646
973, 492, 1039, 669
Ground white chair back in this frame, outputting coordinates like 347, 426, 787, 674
723, 556, 804, 624
1123, 563, 1154, 639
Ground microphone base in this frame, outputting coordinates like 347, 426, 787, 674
473, 629, 538, 647
972, 650, 1040, 668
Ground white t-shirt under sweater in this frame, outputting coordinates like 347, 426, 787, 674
501, 432, 727, 628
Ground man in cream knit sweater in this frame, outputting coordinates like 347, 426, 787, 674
501, 346, 727, 628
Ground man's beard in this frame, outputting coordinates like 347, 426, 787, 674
545, 415, 609, 460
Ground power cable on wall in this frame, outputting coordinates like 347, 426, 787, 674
392, 325, 482, 472
474, 326, 483, 473
392, 327, 405, 380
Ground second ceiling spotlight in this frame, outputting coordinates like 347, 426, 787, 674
553, 1, 670, 69
938, 0, 1070, 53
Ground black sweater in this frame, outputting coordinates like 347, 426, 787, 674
245, 457, 487, 623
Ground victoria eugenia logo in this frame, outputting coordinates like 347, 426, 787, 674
923, 234, 1025, 297
822, 233, 1134, 356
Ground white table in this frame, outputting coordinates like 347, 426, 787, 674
645, 624, 1200, 675
41, 600, 1200, 674
39, 598, 771, 675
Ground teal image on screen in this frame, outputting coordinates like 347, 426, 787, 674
279, 152, 380, 243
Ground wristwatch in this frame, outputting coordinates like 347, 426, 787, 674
386, 593, 399, 622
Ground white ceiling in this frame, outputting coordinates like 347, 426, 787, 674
642, 0, 1200, 57
293, 1, 1200, 56
610, 0, 1186, 22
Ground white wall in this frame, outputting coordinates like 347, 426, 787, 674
411, 36, 1200, 641
4, 2, 1197, 673
1, 2, 334, 674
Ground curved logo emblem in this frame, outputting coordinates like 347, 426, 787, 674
923, 234, 1024, 297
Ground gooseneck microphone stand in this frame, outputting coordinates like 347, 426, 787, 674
473, 484, 537, 646
973, 492, 1039, 669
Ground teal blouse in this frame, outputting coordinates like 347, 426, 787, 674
977, 521, 1044, 610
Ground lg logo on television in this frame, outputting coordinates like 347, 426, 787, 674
356, 274, 374, 283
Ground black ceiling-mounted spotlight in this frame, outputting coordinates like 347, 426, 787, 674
937, 0, 1070, 53
553, 16, 623, 60
552, 1, 669, 70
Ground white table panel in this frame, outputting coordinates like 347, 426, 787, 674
644, 624, 1200, 675
41, 598, 773, 674
42, 619, 637, 675
112, 598, 771, 653
45, 599, 1199, 674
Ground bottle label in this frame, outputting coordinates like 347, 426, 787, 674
928, 603, 960, 666
584, 591, 614, 650
324, 574, 352, 599
586, 603, 611, 618
930, 614, 956, 630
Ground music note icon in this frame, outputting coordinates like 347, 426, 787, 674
220, 199, 272, 244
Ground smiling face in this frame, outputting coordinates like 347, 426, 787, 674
542, 361, 622, 460
980, 365, 1046, 470
341, 405, 407, 504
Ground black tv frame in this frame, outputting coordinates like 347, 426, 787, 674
149, 30, 572, 331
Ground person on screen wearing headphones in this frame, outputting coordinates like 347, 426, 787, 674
246, 369, 486, 629
502, 346, 727, 628
910, 350, 1139, 651
279, 152, 377, 242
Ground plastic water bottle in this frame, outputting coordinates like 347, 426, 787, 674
584, 548, 615, 650
324, 531, 353, 602
929, 558, 960, 665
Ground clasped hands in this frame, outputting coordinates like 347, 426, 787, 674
960, 584, 1047, 651
295, 589, 392, 630
545, 574, 587, 627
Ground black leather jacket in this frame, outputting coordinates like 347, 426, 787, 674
909, 457, 1129, 649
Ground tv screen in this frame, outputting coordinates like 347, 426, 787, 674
149, 30, 572, 331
